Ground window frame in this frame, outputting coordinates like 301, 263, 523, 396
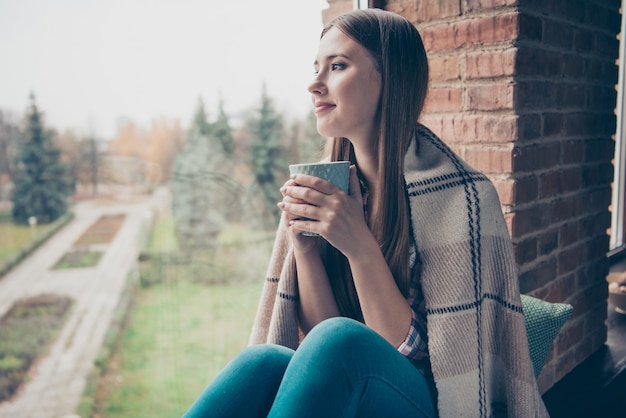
610, 4, 626, 257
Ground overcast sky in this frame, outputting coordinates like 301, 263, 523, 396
0, 0, 326, 138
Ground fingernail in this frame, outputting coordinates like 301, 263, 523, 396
290, 174, 296, 179
277, 202, 285, 209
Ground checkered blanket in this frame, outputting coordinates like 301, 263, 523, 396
249, 124, 549, 417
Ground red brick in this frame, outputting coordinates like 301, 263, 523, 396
429, 54, 460, 82
512, 142, 561, 172
321, 0, 351, 24
493, 178, 515, 205
543, 113, 564, 137
540, 170, 562, 198
515, 175, 539, 203
516, 81, 557, 109
466, 0, 518, 11
420, 24, 456, 53
559, 222, 580, 247
453, 13, 520, 47
556, 319, 584, 355
463, 145, 514, 173
581, 165, 601, 188
465, 48, 516, 79
573, 28, 593, 53
516, 48, 563, 77
579, 188, 612, 214
532, 276, 555, 301
510, 204, 550, 237
557, 244, 585, 275
544, 19, 574, 49
386, 0, 460, 24
586, 235, 610, 259
556, 83, 586, 108
586, 58, 604, 80
519, 258, 557, 293
555, 273, 577, 301
438, 115, 457, 144
550, 195, 578, 223
538, 228, 559, 255
563, 53, 586, 78
449, 114, 518, 143
518, 113, 541, 141
518, 13, 542, 42
422, 87, 462, 113
588, 85, 618, 111
562, 140, 584, 164
420, 115, 444, 137
599, 163, 615, 184
466, 83, 515, 111
513, 236, 537, 264
594, 32, 620, 59
561, 167, 582, 193
564, 0, 585, 24
504, 212, 514, 236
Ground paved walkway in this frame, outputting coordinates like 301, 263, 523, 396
0, 193, 157, 418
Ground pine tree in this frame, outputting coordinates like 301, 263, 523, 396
171, 99, 239, 255
213, 97, 235, 156
286, 109, 326, 164
11, 94, 72, 224
192, 97, 212, 137
0, 110, 19, 184
245, 85, 286, 227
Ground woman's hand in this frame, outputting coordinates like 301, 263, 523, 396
277, 165, 370, 256
278, 180, 319, 254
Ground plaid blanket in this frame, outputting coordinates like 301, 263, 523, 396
249, 124, 549, 417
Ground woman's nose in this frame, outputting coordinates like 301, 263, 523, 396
307, 75, 326, 96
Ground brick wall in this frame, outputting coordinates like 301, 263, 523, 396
322, 0, 621, 393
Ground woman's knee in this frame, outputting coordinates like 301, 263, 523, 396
303, 317, 379, 352
229, 344, 294, 377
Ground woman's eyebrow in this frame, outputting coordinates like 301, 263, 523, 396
313, 53, 352, 66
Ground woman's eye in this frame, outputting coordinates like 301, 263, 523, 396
331, 62, 345, 71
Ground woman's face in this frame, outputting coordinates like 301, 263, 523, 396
308, 27, 382, 146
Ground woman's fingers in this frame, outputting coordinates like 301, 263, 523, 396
289, 174, 343, 196
278, 201, 321, 222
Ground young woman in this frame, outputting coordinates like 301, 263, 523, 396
184, 9, 548, 418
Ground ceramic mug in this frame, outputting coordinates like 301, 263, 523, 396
288, 161, 351, 236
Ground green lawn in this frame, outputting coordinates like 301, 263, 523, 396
94, 212, 274, 417
147, 215, 178, 252
97, 281, 262, 417
0, 213, 73, 272
53, 249, 103, 269
0, 223, 46, 262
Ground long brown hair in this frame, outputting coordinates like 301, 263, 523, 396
321, 9, 429, 321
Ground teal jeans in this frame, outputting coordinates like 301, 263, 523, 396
183, 317, 436, 417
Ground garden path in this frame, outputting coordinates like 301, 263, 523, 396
0, 191, 158, 418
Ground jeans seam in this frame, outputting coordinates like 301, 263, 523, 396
349, 375, 435, 418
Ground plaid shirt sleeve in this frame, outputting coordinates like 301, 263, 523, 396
396, 243, 429, 362
397, 280, 429, 361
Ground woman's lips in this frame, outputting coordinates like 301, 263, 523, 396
314, 102, 335, 113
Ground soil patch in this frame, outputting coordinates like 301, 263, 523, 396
74, 214, 126, 246
0, 294, 73, 402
